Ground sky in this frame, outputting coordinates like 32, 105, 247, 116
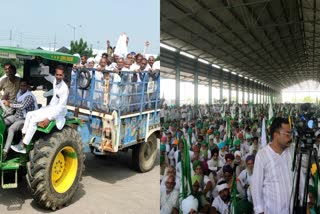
0, 0, 160, 55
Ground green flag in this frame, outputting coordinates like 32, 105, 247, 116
179, 137, 192, 200
230, 170, 238, 214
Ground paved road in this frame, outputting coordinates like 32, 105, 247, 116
0, 150, 160, 214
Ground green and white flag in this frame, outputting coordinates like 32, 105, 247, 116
268, 97, 273, 120
268, 96, 274, 126
179, 137, 192, 201
230, 171, 238, 214
220, 104, 225, 118
231, 103, 236, 119
238, 106, 242, 125
261, 117, 267, 148
250, 104, 254, 121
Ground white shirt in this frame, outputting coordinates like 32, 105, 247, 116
160, 189, 179, 214
237, 168, 253, 201
238, 168, 252, 187
181, 107, 187, 119
174, 150, 194, 165
44, 75, 69, 129
160, 175, 180, 192
251, 144, 293, 214
160, 108, 165, 118
211, 195, 230, 214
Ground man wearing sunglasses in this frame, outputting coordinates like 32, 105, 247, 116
251, 117, 293, 214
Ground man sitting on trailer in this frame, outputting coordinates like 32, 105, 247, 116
11, 65, 69, 154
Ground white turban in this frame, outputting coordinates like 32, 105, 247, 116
234, 151, 242, 158
73, 53, 80, 58
217, 183, 229, 193
86, 57, 95, 67
94, 55, 101, 65
152, 60, 160, 70
181, 195, 198, 214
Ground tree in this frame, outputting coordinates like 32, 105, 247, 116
69, 38, 93, 57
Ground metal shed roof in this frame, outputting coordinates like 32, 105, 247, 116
161, 0, 320, 91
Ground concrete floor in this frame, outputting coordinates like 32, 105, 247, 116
0, 150, 160, 214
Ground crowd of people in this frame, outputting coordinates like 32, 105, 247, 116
160, 103, 320, 214
0, 33, 161, 157
69, 33, 160, 114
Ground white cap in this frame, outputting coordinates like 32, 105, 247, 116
181, 195, 198, 214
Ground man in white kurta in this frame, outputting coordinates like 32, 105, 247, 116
160, 175, 179, 214
251, 117, 293, 214
11, 65, 69, 153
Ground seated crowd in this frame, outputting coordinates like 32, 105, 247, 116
160, 103, 320, 214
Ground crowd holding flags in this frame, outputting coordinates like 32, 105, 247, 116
160, 101, 320, 213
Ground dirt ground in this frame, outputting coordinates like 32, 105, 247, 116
0, 150, 160, 214
0, 90, 160, 214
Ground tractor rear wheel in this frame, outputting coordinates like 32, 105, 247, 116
26, 127, 85, 210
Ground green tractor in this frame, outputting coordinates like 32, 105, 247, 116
0, 46, 160, 211
0, 47, 85, 210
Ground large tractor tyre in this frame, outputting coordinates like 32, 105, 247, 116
132, 133, 157, 173
26, 127, 85, 210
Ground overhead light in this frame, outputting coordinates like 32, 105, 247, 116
249, 78, 253, 81
238, 74, 243, 77
222, 68, 229, 72
231, 71, 237, 75
160, 43, 176, 52
180, 51, 195, 59
198, 58, 209, 64
212, 63, 221, 69
244, 76, 248, 79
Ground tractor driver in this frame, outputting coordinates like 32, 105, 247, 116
11, 65, 69, 154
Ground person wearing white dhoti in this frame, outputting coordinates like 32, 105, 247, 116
11, 65, 69, 154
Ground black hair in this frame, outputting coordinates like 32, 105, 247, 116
270, 117, 289, 139
217, 180, 227, 185
9, 64, 16, 73
3, 62, 11, 67
211, 148, 219, 155
20, 78, 29, 85
55, 65, 65, 72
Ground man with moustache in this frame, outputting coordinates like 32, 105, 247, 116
237, 155, 255, 201
160, 175, 179, 214
11, 65, 68, 153
210, 180, 231, 214
251, 117, 293, 214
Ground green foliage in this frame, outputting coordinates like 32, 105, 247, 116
302, 96, 314, 103
155, 55, 160, 61
69, 38, 93, 57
